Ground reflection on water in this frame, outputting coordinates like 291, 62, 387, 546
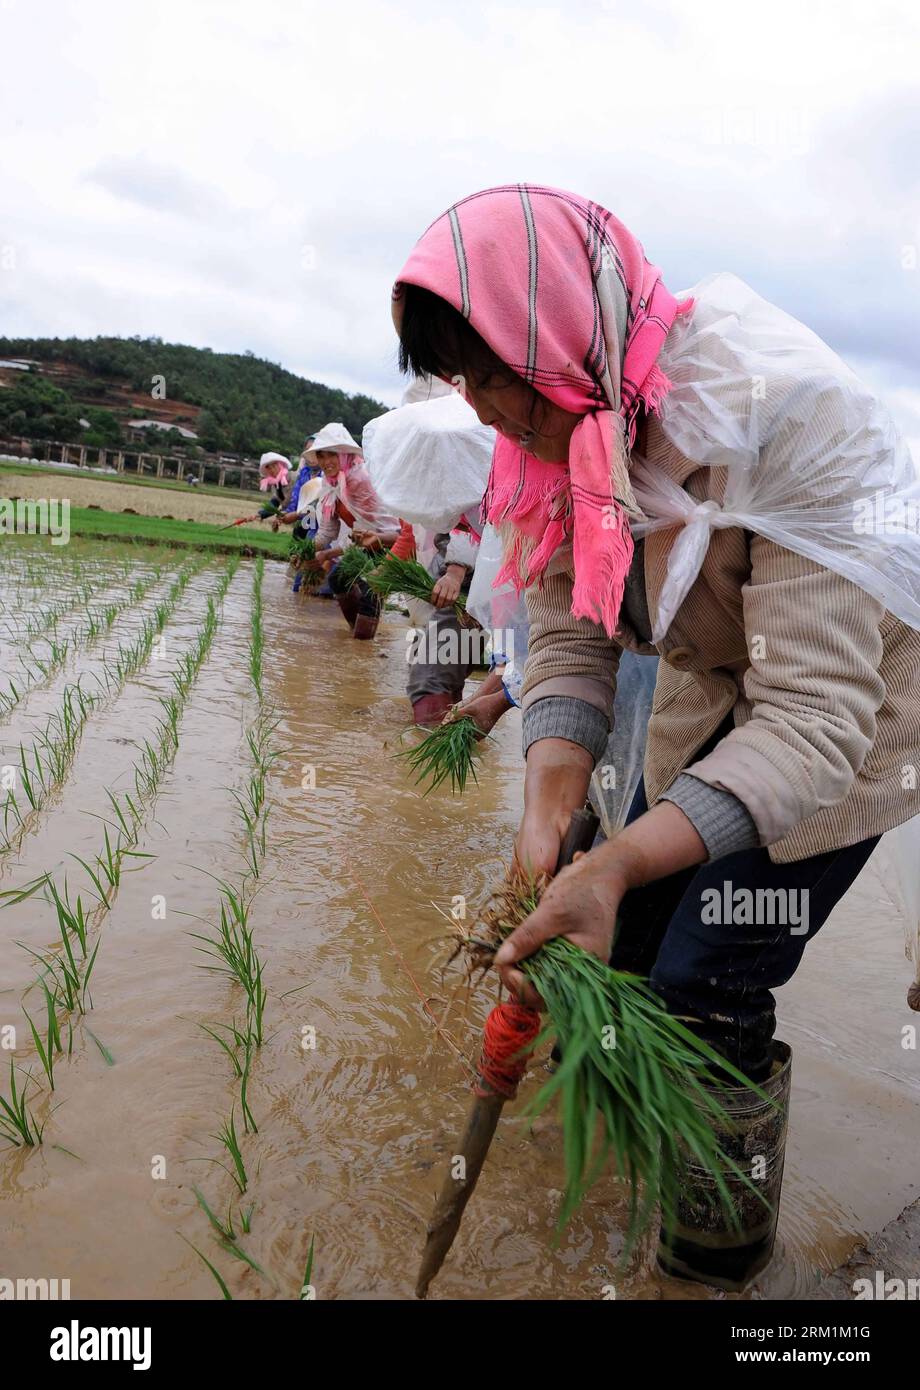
0, 556, 917, 1299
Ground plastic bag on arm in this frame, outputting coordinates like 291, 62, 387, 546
590, 652, 659, 835
631, 273, 920, 644
466, 522, 530, 704
361, 392, 495, 533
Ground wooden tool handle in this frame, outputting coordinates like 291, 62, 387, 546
556, 804, 600, 872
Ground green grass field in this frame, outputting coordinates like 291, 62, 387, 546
62, 507, 291, 557
0, 503, 290, 558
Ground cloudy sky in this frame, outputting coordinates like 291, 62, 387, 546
1, 0, 918, 449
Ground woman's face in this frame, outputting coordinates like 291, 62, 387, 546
457, 372, 581, 463
315, 449, 341, 478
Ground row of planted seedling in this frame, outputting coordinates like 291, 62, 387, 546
0, 560, 207, 852
0, 553, 139, 622
187, 557, 313, 1297
0, 558, 240, 1149
0, 568, 167, 720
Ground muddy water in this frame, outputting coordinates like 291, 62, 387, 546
1, 552, 918, 1300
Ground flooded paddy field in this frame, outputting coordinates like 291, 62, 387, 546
1, 538, 917, 1300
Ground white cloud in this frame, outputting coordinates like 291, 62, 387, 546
0, 0, 917, 437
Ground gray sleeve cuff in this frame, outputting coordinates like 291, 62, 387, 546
522, 696, 610, 766
660, 773, 761, 861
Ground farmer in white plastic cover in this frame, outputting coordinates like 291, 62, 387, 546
392, 184, 920, 1291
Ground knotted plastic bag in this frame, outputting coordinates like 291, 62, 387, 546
631, 272, 920, 644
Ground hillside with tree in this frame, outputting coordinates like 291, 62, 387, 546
0, 335, 388, 458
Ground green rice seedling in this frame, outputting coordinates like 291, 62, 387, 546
300, 1236, 315, 1299
0, 677, 20, 717
178, 1234, 233, 1300
35, 972, 64, 1057
335, 543, 375, 591
240, 1204, 254, 1234
85, 1028, 115, 1065
198, 1021, 246, 1079
193, 1185, 236, 1242
46, 877, 91, 957
191, 882, 266, 1045
246, 958, 266, 1048
23, 1003, 57, 1091
288, 534, 316, 565
239, 1038, 258, 1134
460, 877, 771, 1249
16, 743, 42, 810
51, 1143, 82, 1160
0, 873, 50, 908
249, 559, 265, 698
213, 1108, 248, 1194
194, 1186, 268, 1278
0, 1059, 43, 1147
367, 551, 468, 619
399, 715, 482, 795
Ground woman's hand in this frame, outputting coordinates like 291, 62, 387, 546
498, 801, 710, 1008
352, 529, 383, 551
431, 565, 465, 608
495, 849, 627, 1006
445, 688, 509, 737
514, 737, 594, 879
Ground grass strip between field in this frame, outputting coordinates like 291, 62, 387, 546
0, 502, 291, 558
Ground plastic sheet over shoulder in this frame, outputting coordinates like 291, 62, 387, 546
630, 272, 920, 642
361, 390, 496, 533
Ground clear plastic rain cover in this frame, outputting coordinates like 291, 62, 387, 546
630, 272, 920, 645
630, 272, 920, 997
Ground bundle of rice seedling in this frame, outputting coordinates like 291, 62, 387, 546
366, 552, 469, 621
400, 714, 481, 794
457, 874, 770, 1246
288, 535, 320, 590
288, 534, 316, 565
335, 544, 376, 591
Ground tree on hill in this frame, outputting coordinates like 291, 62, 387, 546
0, 371, 83, 440
0, 335, 389, 456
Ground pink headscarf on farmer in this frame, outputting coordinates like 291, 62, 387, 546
307, 423, 400, 531
392, 184, 692, 636
319, 453, 399, 529
258, 452, 291, 491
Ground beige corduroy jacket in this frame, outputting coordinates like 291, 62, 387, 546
521, 410, 920, 864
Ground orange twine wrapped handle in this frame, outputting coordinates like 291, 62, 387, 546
474, 1001, 542, 1099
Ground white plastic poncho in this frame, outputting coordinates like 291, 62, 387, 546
630, 273, 920, 1003
361, 391, 495, 533
630, 272, 920, 644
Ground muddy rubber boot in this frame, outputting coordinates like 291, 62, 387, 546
657, 1040, 792, 1292
412, 692, 455, 727
353, 612, 379, 640
336, 591, 361, 628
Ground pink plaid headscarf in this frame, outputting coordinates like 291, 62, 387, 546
393, 184, 692, 635
320, 454, 400, 532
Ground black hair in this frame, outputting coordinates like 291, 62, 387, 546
396, 284, 510, 387
396, 283, 552, 436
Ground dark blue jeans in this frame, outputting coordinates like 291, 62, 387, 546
611, 733, 879, 1081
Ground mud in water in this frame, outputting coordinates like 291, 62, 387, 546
0, 548, 918, 1300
